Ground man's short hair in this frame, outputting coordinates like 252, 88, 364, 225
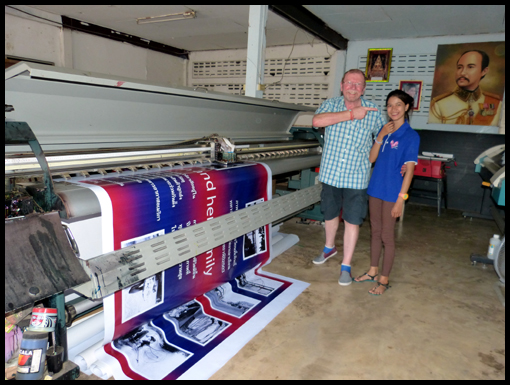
458, 50, 490, 71
341, 69, 367, 85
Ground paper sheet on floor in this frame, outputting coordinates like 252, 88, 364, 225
96, 269, 308, 380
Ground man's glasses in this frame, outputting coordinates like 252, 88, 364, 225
343, 81, 364, 88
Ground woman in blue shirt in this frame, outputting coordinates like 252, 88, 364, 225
354, 90, 420, 295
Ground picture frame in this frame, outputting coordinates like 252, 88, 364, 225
428, 41, 505, 126
399, 80, 423, 111
365, 48, 392, 82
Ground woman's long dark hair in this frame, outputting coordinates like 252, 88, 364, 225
386, 89, 414, 122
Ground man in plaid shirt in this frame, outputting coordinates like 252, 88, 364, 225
312, 69, 386, 286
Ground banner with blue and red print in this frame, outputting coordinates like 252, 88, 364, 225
73, 162, 308, 379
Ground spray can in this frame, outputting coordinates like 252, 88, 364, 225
487, 234, 501, 260
16, 330, 48, 380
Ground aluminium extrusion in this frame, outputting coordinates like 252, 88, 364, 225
73, 183, 322, 299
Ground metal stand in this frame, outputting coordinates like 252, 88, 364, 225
40, 293, 81, 380
462, 184, 493, 220
470, 253, 494, 267
410, 175, 447, 216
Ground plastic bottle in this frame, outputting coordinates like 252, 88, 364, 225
487, 234, 501, 260
16, 330, 48, 380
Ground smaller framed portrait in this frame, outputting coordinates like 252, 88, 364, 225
365, 48, 392, 82
399, 80, 423, 111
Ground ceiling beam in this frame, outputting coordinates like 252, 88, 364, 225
61, 16, 189, 60
269, 5, 348, 51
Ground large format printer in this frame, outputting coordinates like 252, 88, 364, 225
5, 63, 323, 378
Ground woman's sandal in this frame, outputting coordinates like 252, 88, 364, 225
368, 282, 391, 296
354, 272, 378, 283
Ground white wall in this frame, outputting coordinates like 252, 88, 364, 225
69, 31, 185, 86
5, 12, 63, 66
188, 43, 344, 100
5, 7, 186, 87
188, 34, 506, 132
345, 33, 505, 134
188, 43, 345, 127
6, 7, 503, 134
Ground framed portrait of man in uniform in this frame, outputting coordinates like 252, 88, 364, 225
429, 41, 505, 126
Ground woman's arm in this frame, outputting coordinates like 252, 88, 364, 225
369, 121, 394, 163
391, 162, 415, 218
369, 140, 382, 164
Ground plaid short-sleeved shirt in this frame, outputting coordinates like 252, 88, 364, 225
316, 96, 386, 189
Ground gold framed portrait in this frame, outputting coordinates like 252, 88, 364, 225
428, 41, 505, 125
365, 48, 392, 82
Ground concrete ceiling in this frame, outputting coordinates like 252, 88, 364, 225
23, 5, 506, 51
305, 5, 505, 41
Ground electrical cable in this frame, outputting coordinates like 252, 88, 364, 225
265, 28, 300, 88
6, 5, 62, 26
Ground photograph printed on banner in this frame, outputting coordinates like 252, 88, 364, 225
112, 322, 192, 380
163, 300, 230, 346
121, 230, 165, 322
235, 269, 283, 297
204, 282, 260, 318
243, 199, 267, 260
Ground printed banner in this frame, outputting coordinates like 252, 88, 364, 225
68, 163, 309, 379
76, 163, 272, 342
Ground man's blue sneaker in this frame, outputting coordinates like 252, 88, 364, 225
312, 247, 338, 265
338, 269, 352, 286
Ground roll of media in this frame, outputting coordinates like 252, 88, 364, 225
67, 311, 104, 350
90, 360, 113, 380
73, 340, 103, 372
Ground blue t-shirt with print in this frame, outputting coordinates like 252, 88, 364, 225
367, 121, 420, 202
